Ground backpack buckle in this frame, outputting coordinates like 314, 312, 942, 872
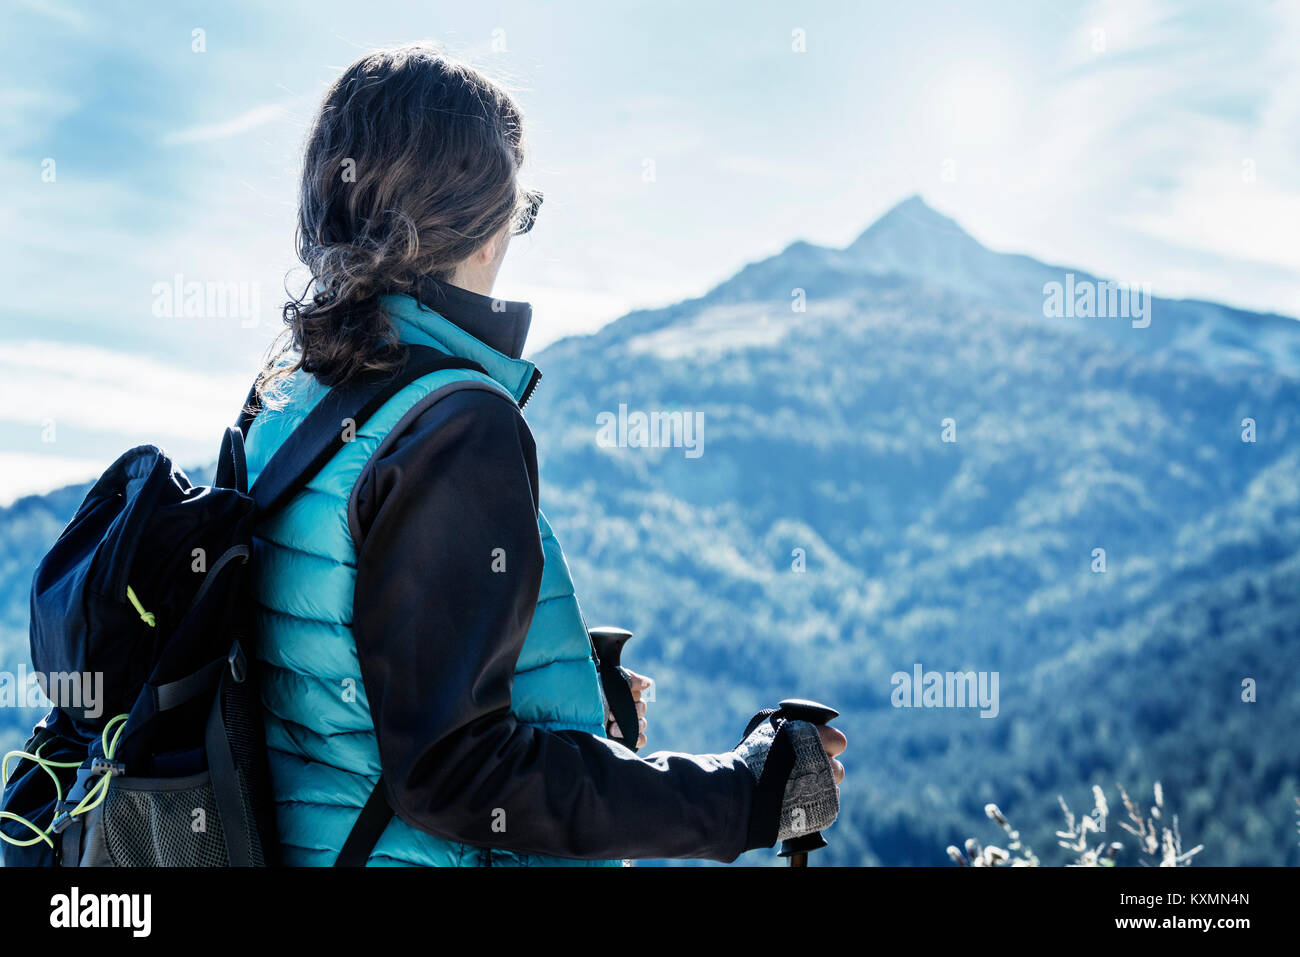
50, 759, 126, 833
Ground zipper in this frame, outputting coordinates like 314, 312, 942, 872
518, 367, 542, 409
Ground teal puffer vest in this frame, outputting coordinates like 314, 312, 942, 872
242, 293, 618, 866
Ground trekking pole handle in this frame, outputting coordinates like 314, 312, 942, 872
589, 626, 641, 753
589, 626, 632, 670
775, 698, 839, 865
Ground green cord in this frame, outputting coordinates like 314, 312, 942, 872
0, 713, 130, 850
64, 716, 130, 820
0, 811, 55, 848
3, 744, 81, 801
101, 715, 127, 758
3, 579, 149, 849
126, 585, 156, 627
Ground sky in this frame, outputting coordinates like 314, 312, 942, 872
1, 0, 1298, 503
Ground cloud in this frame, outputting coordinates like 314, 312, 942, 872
160, 102, 291, 147
0, 340, 248, 443
933, 0, 1300, 316
1072, 0, 1300, 271
0, 453, 106, 507
14, 0, 90, 31
0, 87, 81, 149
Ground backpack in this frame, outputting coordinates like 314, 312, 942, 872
0, 345, 485, 866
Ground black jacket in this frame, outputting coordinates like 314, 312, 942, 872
344, 278, 776, 861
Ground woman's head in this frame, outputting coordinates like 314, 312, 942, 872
261, 45, 534, 399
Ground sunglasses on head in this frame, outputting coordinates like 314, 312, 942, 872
510, 188, 543, 236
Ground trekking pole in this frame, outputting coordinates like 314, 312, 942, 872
774, 698, 839, 867
588, 626, 641, 753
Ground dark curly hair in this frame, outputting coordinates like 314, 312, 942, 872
256, 45, 531, 406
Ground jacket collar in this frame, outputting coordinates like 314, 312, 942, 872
378, 281, 539, 405
412, 275, 533, 359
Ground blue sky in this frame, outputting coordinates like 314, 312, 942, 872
1, 0, 1297, 502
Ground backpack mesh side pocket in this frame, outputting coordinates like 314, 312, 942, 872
79, 772, 230, 867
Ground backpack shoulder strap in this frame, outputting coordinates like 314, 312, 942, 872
241, 345, 487, 516
335, 779, 394, 866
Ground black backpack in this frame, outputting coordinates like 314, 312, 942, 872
0, 346, 484, 866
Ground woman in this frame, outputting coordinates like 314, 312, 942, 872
242, 45, 846, 866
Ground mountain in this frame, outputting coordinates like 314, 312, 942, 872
705, 194, 1300, 373
849, 194, 1066, 300
3, 197, 1298, 866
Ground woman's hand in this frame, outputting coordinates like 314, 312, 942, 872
817, 724, 848, 793
606, 669, 653, 749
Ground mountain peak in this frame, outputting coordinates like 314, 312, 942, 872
850, 195, 974, 251
838, 193, 1008, 290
